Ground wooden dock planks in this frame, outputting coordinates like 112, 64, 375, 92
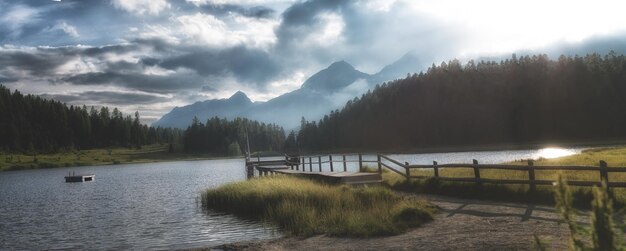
258, 167, 383, 185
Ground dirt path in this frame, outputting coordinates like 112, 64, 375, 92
208, 194, 580, 251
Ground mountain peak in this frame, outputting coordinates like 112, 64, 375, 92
328, 60, 354, 70
301, 60, 369, 92
374, 51, 421, 81
228, 91, 251, 103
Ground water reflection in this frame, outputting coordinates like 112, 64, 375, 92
533, 147, 577, 159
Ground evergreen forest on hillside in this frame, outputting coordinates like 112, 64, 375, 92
0, 86, 284, 156
183, 116, 285, 155
0, 86, 180, 152
295, 53, 626, 152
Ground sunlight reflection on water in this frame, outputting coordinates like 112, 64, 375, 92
533, 147, 578, 159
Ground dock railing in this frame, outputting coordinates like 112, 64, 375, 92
248, 153, 626, 189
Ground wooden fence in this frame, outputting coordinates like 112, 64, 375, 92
378, 154, 626, 189
274, 153, 626, 189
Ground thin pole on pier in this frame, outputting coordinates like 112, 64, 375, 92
318, 156, 322, 172
377, 155, 382, 174
343, 155, 347, 172
329, 155, 334, 172
358, 154, 363, 172
309, 157, 313, 172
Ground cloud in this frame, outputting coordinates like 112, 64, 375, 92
157, 45, 281, 85
111, 0, 170, 15
44, 21, 80, 38
173, 12, 278, 48
0, 4, 41, 38
0, 46, 75, 77
40, 91, 168, 105
185, 3, 276, 19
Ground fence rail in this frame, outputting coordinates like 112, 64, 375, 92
246, 153, 626, 189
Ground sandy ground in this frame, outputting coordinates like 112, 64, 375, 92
203, 194, 582, 251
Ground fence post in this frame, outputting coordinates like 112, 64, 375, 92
309, 157, 313, 172
358, 153, 363, 172
433, 161, 439, 178
473, 159, 481, 185
377, 155, 382, 174
343, 155, 347, 172
528, 160, 536, 192
600, 160, 609, 186
318, 156, 322, 172
405, 162, 410, 180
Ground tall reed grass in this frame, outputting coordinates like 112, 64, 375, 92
201, 176, 436, 237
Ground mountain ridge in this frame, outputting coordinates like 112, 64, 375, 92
152, 53, 423, 129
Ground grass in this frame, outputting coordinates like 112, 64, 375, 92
201, 175, 437, 237
0, 144, 239, 171
382, 146, 626, 208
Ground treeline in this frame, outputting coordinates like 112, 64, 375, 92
295, 52, 626, 151
0, 86, 180, 152
183, 117, 285, 155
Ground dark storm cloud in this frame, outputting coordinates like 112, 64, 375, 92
0, 75, 18, 83
0, 49, 73, 76
40, 91, 167, 105
189, 3, 276, 19
62, 72, 205, 94
276, 0, 348, 47
158, 46, 281, 85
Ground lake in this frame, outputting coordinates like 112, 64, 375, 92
0, 147, 586, 250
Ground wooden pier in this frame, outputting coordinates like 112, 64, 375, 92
246, 154, 383, 185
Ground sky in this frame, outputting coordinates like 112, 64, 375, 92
1, 0, 626, 124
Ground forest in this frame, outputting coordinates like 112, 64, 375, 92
294, 52, 626, 152
183, 116, 285, 156
0, 86, 286, 156
0, 86, 180, 152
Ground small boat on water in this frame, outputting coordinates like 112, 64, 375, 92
64, 171, 95, 182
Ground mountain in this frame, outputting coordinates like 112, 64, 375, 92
372, 51, 422, 83
301, 60, 370, 92
295, 53, 626, 151
153, 53, 424, 130
152, 91, 259, 128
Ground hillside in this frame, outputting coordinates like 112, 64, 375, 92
295, 53, 626, 151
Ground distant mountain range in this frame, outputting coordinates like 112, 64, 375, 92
152, 52, 423, 130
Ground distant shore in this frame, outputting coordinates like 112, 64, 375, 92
0, 144, 243, 171
3, 140, 624, 172
302, 139, 626, 155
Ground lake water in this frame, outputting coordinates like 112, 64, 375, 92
0, 147, 586, 250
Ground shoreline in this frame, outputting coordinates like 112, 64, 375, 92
0, 145, 246, 172
4, 140, 624, 172
198, 194, 572, 251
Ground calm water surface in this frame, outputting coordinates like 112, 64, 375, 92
0, 147, 586, 250
0, 159, 278, 250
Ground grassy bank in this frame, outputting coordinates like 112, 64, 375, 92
0, 144, 238, 171
383, 146, 626, 207
202, 176, 436, 237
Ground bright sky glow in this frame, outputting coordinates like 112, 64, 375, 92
408, 0, 626, 55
